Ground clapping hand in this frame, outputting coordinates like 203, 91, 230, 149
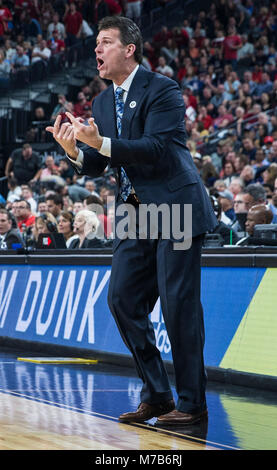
46, 114, 79, 159
65, 112, 103, 151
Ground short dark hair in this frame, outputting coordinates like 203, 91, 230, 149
243, 183, 267, 202
0, 208, 12, 222
18, 198, 31, 210
45, 194, 63, 206
98, 16, 143, 64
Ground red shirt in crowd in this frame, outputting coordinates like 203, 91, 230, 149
177, 66, 187, 82
47, 38, 66, 54
252, 70, 263, 82
74, 101, 91, 117
223, 34, 242, 60
0, 5, 12, 36
105, 0, 122, 15
64, 10, 83, 36
18, 215, 36, 232
198, 114, 214, 130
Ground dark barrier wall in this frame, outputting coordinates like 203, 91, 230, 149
0, 247, 277, 383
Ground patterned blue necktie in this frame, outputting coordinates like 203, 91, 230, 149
114, 86, 132, 201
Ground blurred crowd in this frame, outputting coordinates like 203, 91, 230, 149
0, 0, 277, 250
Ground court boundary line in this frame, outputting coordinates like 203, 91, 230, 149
0, 388, 238, 450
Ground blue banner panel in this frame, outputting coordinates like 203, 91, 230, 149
201, 267, 265, 366
0, 265, 266, 369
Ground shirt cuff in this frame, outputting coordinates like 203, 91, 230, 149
67, 148, 84, 169
99, 137, 111, 157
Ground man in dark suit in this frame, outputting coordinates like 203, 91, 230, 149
0, 209, 24, 249
46, 16, 217, 425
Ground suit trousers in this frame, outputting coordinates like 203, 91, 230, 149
107, 231, 206, 414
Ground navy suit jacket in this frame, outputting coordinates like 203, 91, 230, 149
77, 65, 217, 242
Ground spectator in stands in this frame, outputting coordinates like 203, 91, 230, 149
268, 140, 277, 163
84, 179, 99, 196
233, 191, 247, 216
21, 184, 37, 213
6, 177, 22, 203
222, 161, 236, 187
125, 0, 142, 25
242, 70, 257, 96
0, 209, 24, 250
253, 71, 273, 98
92, 0, 110, 25
228, 178, 245, 197
218, 189, 236, 223
10, 45, 30, 84
240, 164, 255, 186
57, 210, 77, 248
231, 191, 248, 232
255, 123, 269, 148
31, 37, 51, 79
47, 12, 66, 40
155, 56, 174, 78
237, 33, 255, 64
5, 143, 42, 186
200, 161, 219, 189
50, 94, 73, 122
242, 183, 267, 212
63, 1, 83, 66
222, 25, 242, 69
261, 163, 277, 188
213, 104, 234, 130
0, 0, 12, 45
0, 49, 10, 88
47, 29, 66, 63
3, 39, 16, 62
271, 176, 277, 208
105, 0, 123, 17
40, 154, 65, 187
37, 198, 47, 215
245, 204, 273, 237
210, 83, 225, 109
61, 193, 74, 212
223, 70, 241, 102
21, 11, 42, 43
45, 193, 63, 218
208, 196, 239, 245
40, 1, 55, 36
69, 209, 103, 248
74, 91, 91, 118
183, 94, 196, 122
73, 200, 84, 214
14, 0, 40, 22
15, 199, 36, 233
262, 135, 274, 158
241, 137, 256, 162
58, 157, 75, 185
84, 193, 108, 238
260, 92, 271, 112
35, 211, 58, 236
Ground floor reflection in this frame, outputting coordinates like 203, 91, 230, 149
0, 347, 277, 449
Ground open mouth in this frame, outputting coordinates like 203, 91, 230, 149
97, 58, 104, 69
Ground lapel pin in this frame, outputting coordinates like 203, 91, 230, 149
129, 101, 136, 108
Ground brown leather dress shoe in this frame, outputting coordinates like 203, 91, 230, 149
156, 408, 208, 425
119, 399, 175, 423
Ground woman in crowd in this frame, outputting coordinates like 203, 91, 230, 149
57, 210, 78, 248
68, 209, 104, 249
31, 212, 58, 247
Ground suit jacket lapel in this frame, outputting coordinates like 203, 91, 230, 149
100, 85, 117, 138
121, 66, 149, 139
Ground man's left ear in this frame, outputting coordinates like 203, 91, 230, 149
126, 44, 136, 58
